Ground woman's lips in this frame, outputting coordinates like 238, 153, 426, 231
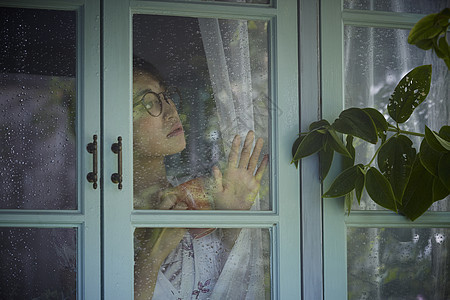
167, 123, 184, 137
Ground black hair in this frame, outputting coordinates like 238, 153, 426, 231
132, 55, 166, 85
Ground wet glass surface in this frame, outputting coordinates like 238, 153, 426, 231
0, 227, 77, 299
348, 227, 450, 299
344, 25, 450, 211
134, 227, 271, 299
0, 7, 77, 210
133, 15, 271, 211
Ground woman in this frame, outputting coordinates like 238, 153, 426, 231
133, 58, 268, 299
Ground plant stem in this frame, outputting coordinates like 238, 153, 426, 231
365, 135, 396, 168
386, 128, 425, 137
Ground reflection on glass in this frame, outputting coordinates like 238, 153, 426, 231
133, 15, 270, 211
0, 227, 77, 299
348, 227, 450, 299
344, 25, 450, 211
343, 0, 450, 14
134, 227, 270, 299
0, 8, 77, 210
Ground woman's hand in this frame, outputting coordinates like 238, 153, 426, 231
211, 131, 268, 210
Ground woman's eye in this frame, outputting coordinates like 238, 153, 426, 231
142, 93, 156, 108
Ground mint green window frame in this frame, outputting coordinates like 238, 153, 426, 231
0, 0, 101, 299
321, 1, 450, 299
0, 0, 312, 298
102, 0, 302, 298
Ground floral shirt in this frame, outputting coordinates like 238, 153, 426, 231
152, 231, 228, 300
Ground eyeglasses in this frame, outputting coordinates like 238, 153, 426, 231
133, 87, 182, 117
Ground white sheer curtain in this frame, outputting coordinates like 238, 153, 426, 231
198, 18, 255, 149
198, 17, 265, 299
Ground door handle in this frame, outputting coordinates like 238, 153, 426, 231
111, 136, 123, 189
86, 134, 98, 189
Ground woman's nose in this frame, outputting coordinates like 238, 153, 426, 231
162, 99, 176, 120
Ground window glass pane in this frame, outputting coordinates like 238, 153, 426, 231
344, 25, 449, 211
0, 227, 77, 299
347, 227, 450, 299
343, 0, 450, 14
133, 15, 271, 211
0, 7, 77, 210
134, 227, 271, 299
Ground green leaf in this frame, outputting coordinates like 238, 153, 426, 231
419, 138, 442, 176
345, 192, 353, 216
323, 165, 362, 198
415, 38, 434, 50
292, 130, 325, 162
439, 126, 450, 141
354, 166, 365, 205
434, 36, 449, 59
377, 135, 416, 203
332, 107, 378, 144
387, 65, 432, 123
326, 128, 352, 158
425, 126, 450, 152
438, 153, 450, 190
365, 167, 397, 212
291, 135, 304, 168
443, 56, 450, 70
362, 108, 388, 133
400, 159, 434, 221
436, 8, 450, 24
408, 12, 442, 45
309, 119, 330, 131
319, 144, 334, 182
433, 176, 450, 202
342, 135, 356, 169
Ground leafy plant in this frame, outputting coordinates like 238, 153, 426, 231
292, 9, 450, 221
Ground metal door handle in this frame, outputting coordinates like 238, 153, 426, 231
111, 136, 123, 189
86, 135, 98, 189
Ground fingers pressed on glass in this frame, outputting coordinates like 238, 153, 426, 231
228, 135, 241, 168
159, 192, 184, 210
247, 137, 264, 173
238, 131, 255, 169
212, 165, 223, 192
255, 154, 269, 182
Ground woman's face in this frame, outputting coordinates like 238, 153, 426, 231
133, 71, 186, 158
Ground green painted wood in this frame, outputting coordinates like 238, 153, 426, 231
79, 0, 101, 298
102, 0, 134, 298
131, 211, 279, 226
0, 212, 86, 224
321, 0, 348, 299
0, 0, 102, 299
298, 0, 323, 298
102, 0, 301, 298
342, 9, 422, 28
275, 0, 301, 298
0, 0, 83, 10
131, 0, 277, 18
322, 2, 450, 300
346, 211, 450, 227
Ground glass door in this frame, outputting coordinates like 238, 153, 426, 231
322, 1, 450, 299
0, 1, 101, 299
0, 0, 302, 298
103, 0, 301, 298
